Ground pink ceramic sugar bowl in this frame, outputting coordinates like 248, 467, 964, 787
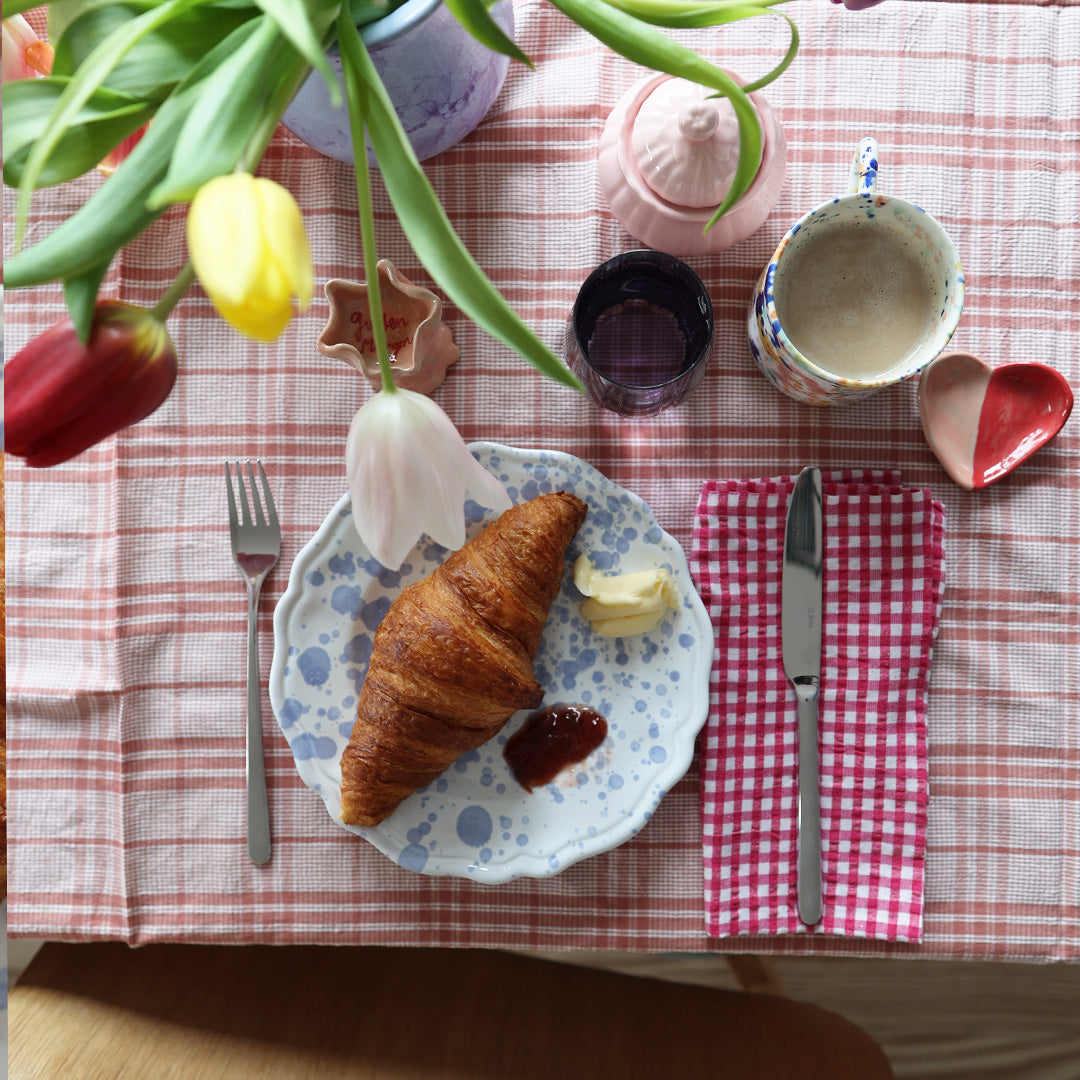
597, 73, 787, 256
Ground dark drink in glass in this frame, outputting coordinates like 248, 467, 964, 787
565, 250, 714, 416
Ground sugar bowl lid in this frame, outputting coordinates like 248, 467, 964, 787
597, 71, 787, 255
630, 77, 762, 209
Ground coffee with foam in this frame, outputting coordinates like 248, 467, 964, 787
747, 137, 964, 405
773, 220, 941, 382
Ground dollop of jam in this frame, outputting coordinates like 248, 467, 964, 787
503, 704, 608, 792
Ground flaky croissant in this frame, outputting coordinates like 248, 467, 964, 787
340, 491, 588, 827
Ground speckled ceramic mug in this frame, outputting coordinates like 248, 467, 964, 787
748, 138, 965, 405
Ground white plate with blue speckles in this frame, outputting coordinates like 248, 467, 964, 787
269, 442, 712, 883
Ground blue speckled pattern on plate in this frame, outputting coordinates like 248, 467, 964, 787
269, 442, 712, 883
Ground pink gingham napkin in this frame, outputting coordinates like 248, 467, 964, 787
690, 471, 946, 941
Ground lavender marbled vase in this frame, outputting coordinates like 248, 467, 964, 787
282, 0, 514, 164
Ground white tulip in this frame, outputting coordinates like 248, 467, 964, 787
345, 387, 511, 569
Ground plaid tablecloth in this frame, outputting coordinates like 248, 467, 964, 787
4, 0, 1078, 959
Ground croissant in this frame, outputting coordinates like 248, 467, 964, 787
340, 490, 588, 827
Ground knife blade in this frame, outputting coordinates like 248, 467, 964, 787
782, 466, 824, 927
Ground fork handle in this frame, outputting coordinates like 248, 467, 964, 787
246, 581, 272, 865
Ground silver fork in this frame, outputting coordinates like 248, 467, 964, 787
226, 461, 281, 865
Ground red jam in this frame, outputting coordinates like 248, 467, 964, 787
503, 704, 608, 792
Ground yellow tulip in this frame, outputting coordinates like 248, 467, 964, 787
187, 173, 313, 342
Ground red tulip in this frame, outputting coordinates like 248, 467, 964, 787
4, 300, 178, 467
97, 123, 148, 177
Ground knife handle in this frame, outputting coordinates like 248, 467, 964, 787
795, 679, 822, 926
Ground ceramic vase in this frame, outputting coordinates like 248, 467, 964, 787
282, 0, 514, 164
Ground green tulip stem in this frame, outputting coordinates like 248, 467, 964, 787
236, 8, 343, 179
338, 8, 395, 394
356, 127, 395, 394
150, 261, 196, 323
238, 58, 317, 177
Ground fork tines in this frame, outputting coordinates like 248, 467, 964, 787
226, 460, 279, 532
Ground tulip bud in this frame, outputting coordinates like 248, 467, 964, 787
2, 15, 53, 82
98, 124, 148, 177
187, 173, 313, 342
4, 300, 178, 467
345, 386, 511, 569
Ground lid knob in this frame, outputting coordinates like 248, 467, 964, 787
678, 101, 720, 142
631, 78, 758, 209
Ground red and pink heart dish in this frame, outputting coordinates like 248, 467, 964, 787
917, 352, 1073, 490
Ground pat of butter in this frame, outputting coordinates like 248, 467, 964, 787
573, 555, 678, 638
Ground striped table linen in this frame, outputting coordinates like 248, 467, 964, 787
3, 0, 1078, 958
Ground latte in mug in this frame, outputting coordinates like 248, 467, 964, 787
748, 137, 965, 405
772, 220, 942, 381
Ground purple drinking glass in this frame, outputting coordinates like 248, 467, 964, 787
564, 250, 715, 417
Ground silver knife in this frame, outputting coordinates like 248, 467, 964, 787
782, 466, 824, 927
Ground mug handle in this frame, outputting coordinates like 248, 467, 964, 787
848, 136, 879, 195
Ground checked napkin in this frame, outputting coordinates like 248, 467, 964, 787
690, 472, 946, 941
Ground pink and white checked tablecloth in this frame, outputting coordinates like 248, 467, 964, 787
690, 472, 946, 943
4, 0, 1079, 960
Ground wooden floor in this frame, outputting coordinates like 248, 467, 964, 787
8, 942, 894, 1079
529, 950, 1080, 1080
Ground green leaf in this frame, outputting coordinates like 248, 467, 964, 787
64, 260, 113, 343
13, 0, 211, 250
5, 122, 171, 288
739, 12, 798, 94
48, 0, 154, 43
254, 0, 341, 105
2, 77, 154, 189
344, 0, 406, 29
444, 0, 533, 68
50, 2, 256, 100
549, 0, 762, 220
1, 0, 46, 17
48, 0, 261, 40
147, 16, 292, 207
603, 0, 786, 24
599, 2, 798, 93
336, 13, 583, 392
3, 21, 259, 289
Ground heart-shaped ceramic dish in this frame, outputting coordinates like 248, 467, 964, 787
917, 352, 1073, 489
